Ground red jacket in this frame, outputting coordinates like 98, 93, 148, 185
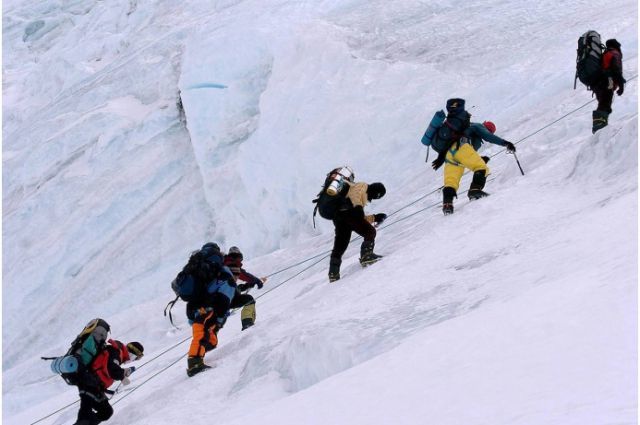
223, 254, 262, 290
602, 48, 624, 87
91, 339, 129, 389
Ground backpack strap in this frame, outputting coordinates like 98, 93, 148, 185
441, 121, 463, 153
163, 295, 180, 329
312, 205, 318, 229
312, 194, 321, 229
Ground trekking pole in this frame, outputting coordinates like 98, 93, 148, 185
511, 152, 525, 175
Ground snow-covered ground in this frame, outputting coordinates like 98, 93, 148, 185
3, 0, 637, 424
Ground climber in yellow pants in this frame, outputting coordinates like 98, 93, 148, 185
441, 121, 516, 215
444, 143, 489, 191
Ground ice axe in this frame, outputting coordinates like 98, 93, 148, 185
509, 151, 525, 176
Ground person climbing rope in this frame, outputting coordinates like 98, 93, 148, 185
325, 176, 387, 282
223, 246, 267, 330
74, 340, 143, 425
178, 242, 238, 377
437, 119, 515, 215
592, 39, 626, 133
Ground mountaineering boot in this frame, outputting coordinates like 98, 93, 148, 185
359, 241, 383, 266
592, 110, 609, 134
442, 186, 456, 215
468, 170, 489, 200
187, 356, 211, 377
241, 302, 256, 331
468, 190, 489, 200
241, 319, 254, 331
328, 257, 342, 282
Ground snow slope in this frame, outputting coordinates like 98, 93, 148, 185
3, 0, 637, 424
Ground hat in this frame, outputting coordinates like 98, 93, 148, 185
483, 121, 496, 134
605, 39, 621, 49
227, 246, 243, 262
200, 242, 223, 264
126, 342, 144, 360
367, 183, 386, 200
201, 242, 220, 253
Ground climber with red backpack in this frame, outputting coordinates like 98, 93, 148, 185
73, 339, 143, 425
43, 318, 144, 425
574, 31, 626, 133
42, 318, 144, 425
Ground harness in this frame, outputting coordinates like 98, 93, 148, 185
444, 136, 472, 167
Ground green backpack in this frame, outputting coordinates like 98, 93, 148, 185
45, 318, 111, 386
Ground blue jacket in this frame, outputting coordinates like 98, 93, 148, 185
462, 123, 508, 151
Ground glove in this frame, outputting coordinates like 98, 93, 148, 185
257, 277, 267, 289
374, 213, 388, 224
247, 277, 263, 290
504, 142, 516, 153
121, 377, 131, 386
124, 367, 135, 377
431, 152, 446, 170
481, 156, 490, 164
617, 85, 624, 96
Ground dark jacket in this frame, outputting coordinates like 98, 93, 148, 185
462, 123, 508, 151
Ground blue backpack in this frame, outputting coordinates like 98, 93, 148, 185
421, 98, 471, 154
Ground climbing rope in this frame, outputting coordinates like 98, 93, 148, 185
111, 354, 187, 406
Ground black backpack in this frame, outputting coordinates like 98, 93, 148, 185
575, 30, 604, 89
312, 169, 353, 226
45, 318, 111, 388
172, 251, 221, 302
164, 249, 223, 326
430, 98, 471, 154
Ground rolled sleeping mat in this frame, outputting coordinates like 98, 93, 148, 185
51, 355, 79, 375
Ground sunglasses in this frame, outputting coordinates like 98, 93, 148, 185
127, 344, 144, 360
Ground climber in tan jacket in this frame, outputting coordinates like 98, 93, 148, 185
328, 181, 387, 282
